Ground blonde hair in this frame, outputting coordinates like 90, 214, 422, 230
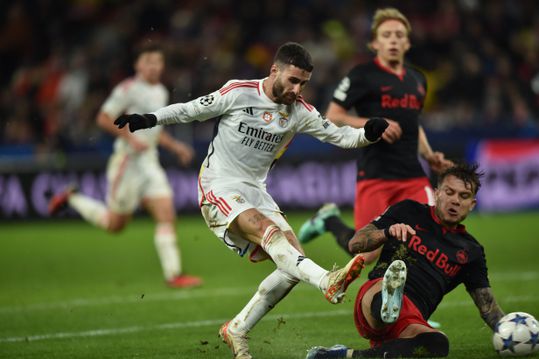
370, 8, 411, 41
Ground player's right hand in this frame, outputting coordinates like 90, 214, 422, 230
114, 114, 157, 132
386, 223, 416, 243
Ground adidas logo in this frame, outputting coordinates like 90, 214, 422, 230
242, 107, 254, 115
296, 255, 306, 266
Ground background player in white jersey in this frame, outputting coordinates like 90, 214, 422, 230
48, 45, 202, 289
115, 42, 390, 359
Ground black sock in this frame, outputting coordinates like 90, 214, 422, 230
370, 292, 383, 324
351, 332, 449, 358
325, 216, 356, 256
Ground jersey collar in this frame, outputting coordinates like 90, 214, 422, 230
429, 206, 467, 234
374, 57, 406, 81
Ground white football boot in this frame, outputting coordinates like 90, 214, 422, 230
381, 259, 407, 323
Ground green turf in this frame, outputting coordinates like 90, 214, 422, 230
1, 211, 538, 358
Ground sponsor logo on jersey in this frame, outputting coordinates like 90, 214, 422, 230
278, 111, 289, 128
408, 235, 462, 277
238, 122, 283, 143
414, 224, 428, 232
242, 107, 254, 116
380, 85, 393, 92
262, 111, 273, 123
381, 94, 421, 110
238, 121, 284, 153
199, 94, 215, 106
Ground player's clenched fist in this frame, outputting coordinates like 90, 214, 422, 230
114, 113, 157, 132
364, 117, 389, 142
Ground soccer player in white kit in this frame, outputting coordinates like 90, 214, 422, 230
48, 45, 202, 288
115, 42, 389, 359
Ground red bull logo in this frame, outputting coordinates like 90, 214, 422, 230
381, 94, 421, 109
408, 235, 462, 277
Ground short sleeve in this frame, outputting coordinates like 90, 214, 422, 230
462, 246, 490, 291
332, 66, 369, 110
371, 200, 415, 230
101, 82, 130, 119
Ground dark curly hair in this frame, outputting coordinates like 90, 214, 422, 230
274, 42, 313, 72
437, 162, 484, 195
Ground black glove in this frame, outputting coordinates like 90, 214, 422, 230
364, 117, 389, 142
114, 114, 157, 132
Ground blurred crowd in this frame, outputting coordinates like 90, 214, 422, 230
0, 0, 538, 160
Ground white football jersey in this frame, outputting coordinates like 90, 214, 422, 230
153, 79, 371, 184
101, 76, 168, 155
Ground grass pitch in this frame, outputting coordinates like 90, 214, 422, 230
1, 211, 538, 358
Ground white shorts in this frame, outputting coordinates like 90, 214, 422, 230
106, 152, 172, 214
197, 170, 292, 261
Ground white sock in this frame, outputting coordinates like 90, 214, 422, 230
68, 193, 109, 229
261, 225, 328, 290
154, 223, 181, 280
229, 269, 298, 334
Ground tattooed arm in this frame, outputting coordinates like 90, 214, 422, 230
469, 287, 505, 331
348, 223, 415, 254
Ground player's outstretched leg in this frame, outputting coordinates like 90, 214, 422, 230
381, 259, 407, 323
306, 344, 348, 359
298, 203, 340, 244
219, 321, 252, 359
48, 184, 78, 215
324, 254, 365, 304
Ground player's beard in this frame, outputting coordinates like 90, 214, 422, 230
272, 77, 297, 105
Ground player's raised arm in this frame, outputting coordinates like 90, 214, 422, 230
468, 287, 505, 331
114, 89, 233, 132
297, 109, 389, 148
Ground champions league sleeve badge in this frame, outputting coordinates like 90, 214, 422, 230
199, 94, 215, 106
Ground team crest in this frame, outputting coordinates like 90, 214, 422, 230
262, 111, 273, 123
456, 249, 468, 264
278, 111, 289, 128
232, 195, 245, 204
417, 84, 426, 96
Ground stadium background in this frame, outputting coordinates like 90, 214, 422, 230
1, 1, 539, 358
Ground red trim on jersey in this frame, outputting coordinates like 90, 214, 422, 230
296, 96, 314, 112
219, 81, 260, 96
197, 176, 206, 208
374, 57, 406, 81
429, 206, 467, 233
207, 190, 230, 216
110, 154, 130, 202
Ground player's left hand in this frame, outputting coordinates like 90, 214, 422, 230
381, 119, 402, 144
426, 152, 454, 174
174, 142, 195, 166
387, 223, 416, 242
114, 113, 157, 132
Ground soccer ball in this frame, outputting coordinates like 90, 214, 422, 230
492, 312, 539, 356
